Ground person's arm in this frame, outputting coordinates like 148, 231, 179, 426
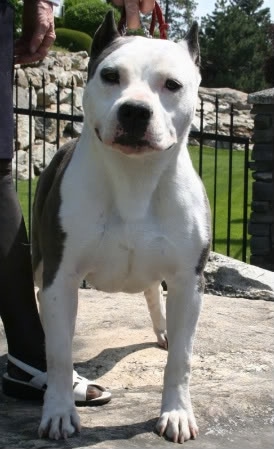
14, 0, 56, 65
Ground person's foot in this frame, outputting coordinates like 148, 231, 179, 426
2, 355, 111, 405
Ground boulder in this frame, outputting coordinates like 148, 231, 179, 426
32, 141, 57, 174
0, 287, 273, 448
205, 252, 274, 300
12, 150, 35, 180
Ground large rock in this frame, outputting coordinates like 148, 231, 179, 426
195, 87, 253, 148
205, 252, 274, 300
32, 141, 57, 175
199, 86, 250, 109
36, 82, 58, 107
23, 67, 51, 89
13, 86, 36, 150
12, 149, 35, 180
0, 289, 273, 448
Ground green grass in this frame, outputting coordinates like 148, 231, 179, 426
189, 146, 252, 262
16, 146, 252, 262
16, 177, 38, 234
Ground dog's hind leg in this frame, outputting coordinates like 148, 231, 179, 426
144, 282, 167, 350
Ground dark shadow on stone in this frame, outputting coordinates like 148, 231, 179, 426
74, 342, 161, 380
78, 418, 159, 445
205, 265, 272, 299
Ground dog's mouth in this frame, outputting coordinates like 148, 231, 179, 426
113, 137, 175, 155
114, 134, 151, 149
95, 128, 174, 154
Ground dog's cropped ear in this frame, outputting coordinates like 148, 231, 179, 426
90, 10, 120, 59
184, 21, 200, 66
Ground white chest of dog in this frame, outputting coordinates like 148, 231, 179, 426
32, 11, 211, 444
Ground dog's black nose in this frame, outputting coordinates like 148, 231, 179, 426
118, 101, 153, 136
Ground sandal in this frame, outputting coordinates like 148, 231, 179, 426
2, 354, 111, 406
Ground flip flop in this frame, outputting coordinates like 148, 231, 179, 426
2, 354, 111, 406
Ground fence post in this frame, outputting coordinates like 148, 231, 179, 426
247, 88, 274, 271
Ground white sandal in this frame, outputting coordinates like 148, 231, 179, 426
2, 354, 111, 405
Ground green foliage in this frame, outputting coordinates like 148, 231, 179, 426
54, 16, 65, 29
55, 28, 92, 53
9, 0, 23, 38
64, 0, 86, 10
199, 0, 272, 92
64, 0, 119, 38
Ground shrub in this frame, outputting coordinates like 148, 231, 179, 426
55, 28, 92, 54
64, 0, 85, 10
64, 0, 120, 38
54, 16, 65, 29
9, 0, 23, 39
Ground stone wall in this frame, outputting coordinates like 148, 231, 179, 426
248, 88, 274, 271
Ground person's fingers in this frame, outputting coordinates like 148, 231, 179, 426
29, 1, 55, 53
14, 0, 55, 64
29, 24, 55, 54
14, 28, 55, 64
111, 0, 155, 13
139, 0, 155, 14
111, 0, 155, 29
14, 39, 27, 55
124, 0, 141, 29
15, 51, 45, 64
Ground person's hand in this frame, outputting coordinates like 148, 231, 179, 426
14, 0, 56, 65
111, 0, 155, 29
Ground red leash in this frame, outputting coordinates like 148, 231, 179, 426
149, 1, 168, 39
118, 1, 168, 39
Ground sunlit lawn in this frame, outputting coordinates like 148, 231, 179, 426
16, 177, 38, 234
16, 145, 252, 262
189, 146, 252, 261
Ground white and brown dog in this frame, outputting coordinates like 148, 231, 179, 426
32, 11, 211, 444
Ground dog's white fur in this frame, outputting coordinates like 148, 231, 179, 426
34, 15, 210, 444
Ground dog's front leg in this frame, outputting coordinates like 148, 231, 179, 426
38, 273, 80, 440
156, 273, 202, 443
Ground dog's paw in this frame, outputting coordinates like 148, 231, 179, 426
39, 403, 81, 440
156, 330, 168, 350
156, 409, 198, 444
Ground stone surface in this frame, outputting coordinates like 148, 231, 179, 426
205, 252, 274, 300
32, 142, 57, 175
0, 287, 273, 448
248, 88, 274, 104
12, 150, 35, 180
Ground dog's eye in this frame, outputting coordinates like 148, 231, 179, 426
100, 68, 120, 84
165, 79, 182, 91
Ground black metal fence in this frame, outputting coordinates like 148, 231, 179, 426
13, 78, 250, 262
190, 98, 250, 262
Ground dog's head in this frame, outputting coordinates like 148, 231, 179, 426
84, 11, 201, 156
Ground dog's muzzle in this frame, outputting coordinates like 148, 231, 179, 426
117, 101, 153, 137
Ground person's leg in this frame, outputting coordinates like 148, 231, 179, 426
0, 0, 46, 375
0, 160, 46, 371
